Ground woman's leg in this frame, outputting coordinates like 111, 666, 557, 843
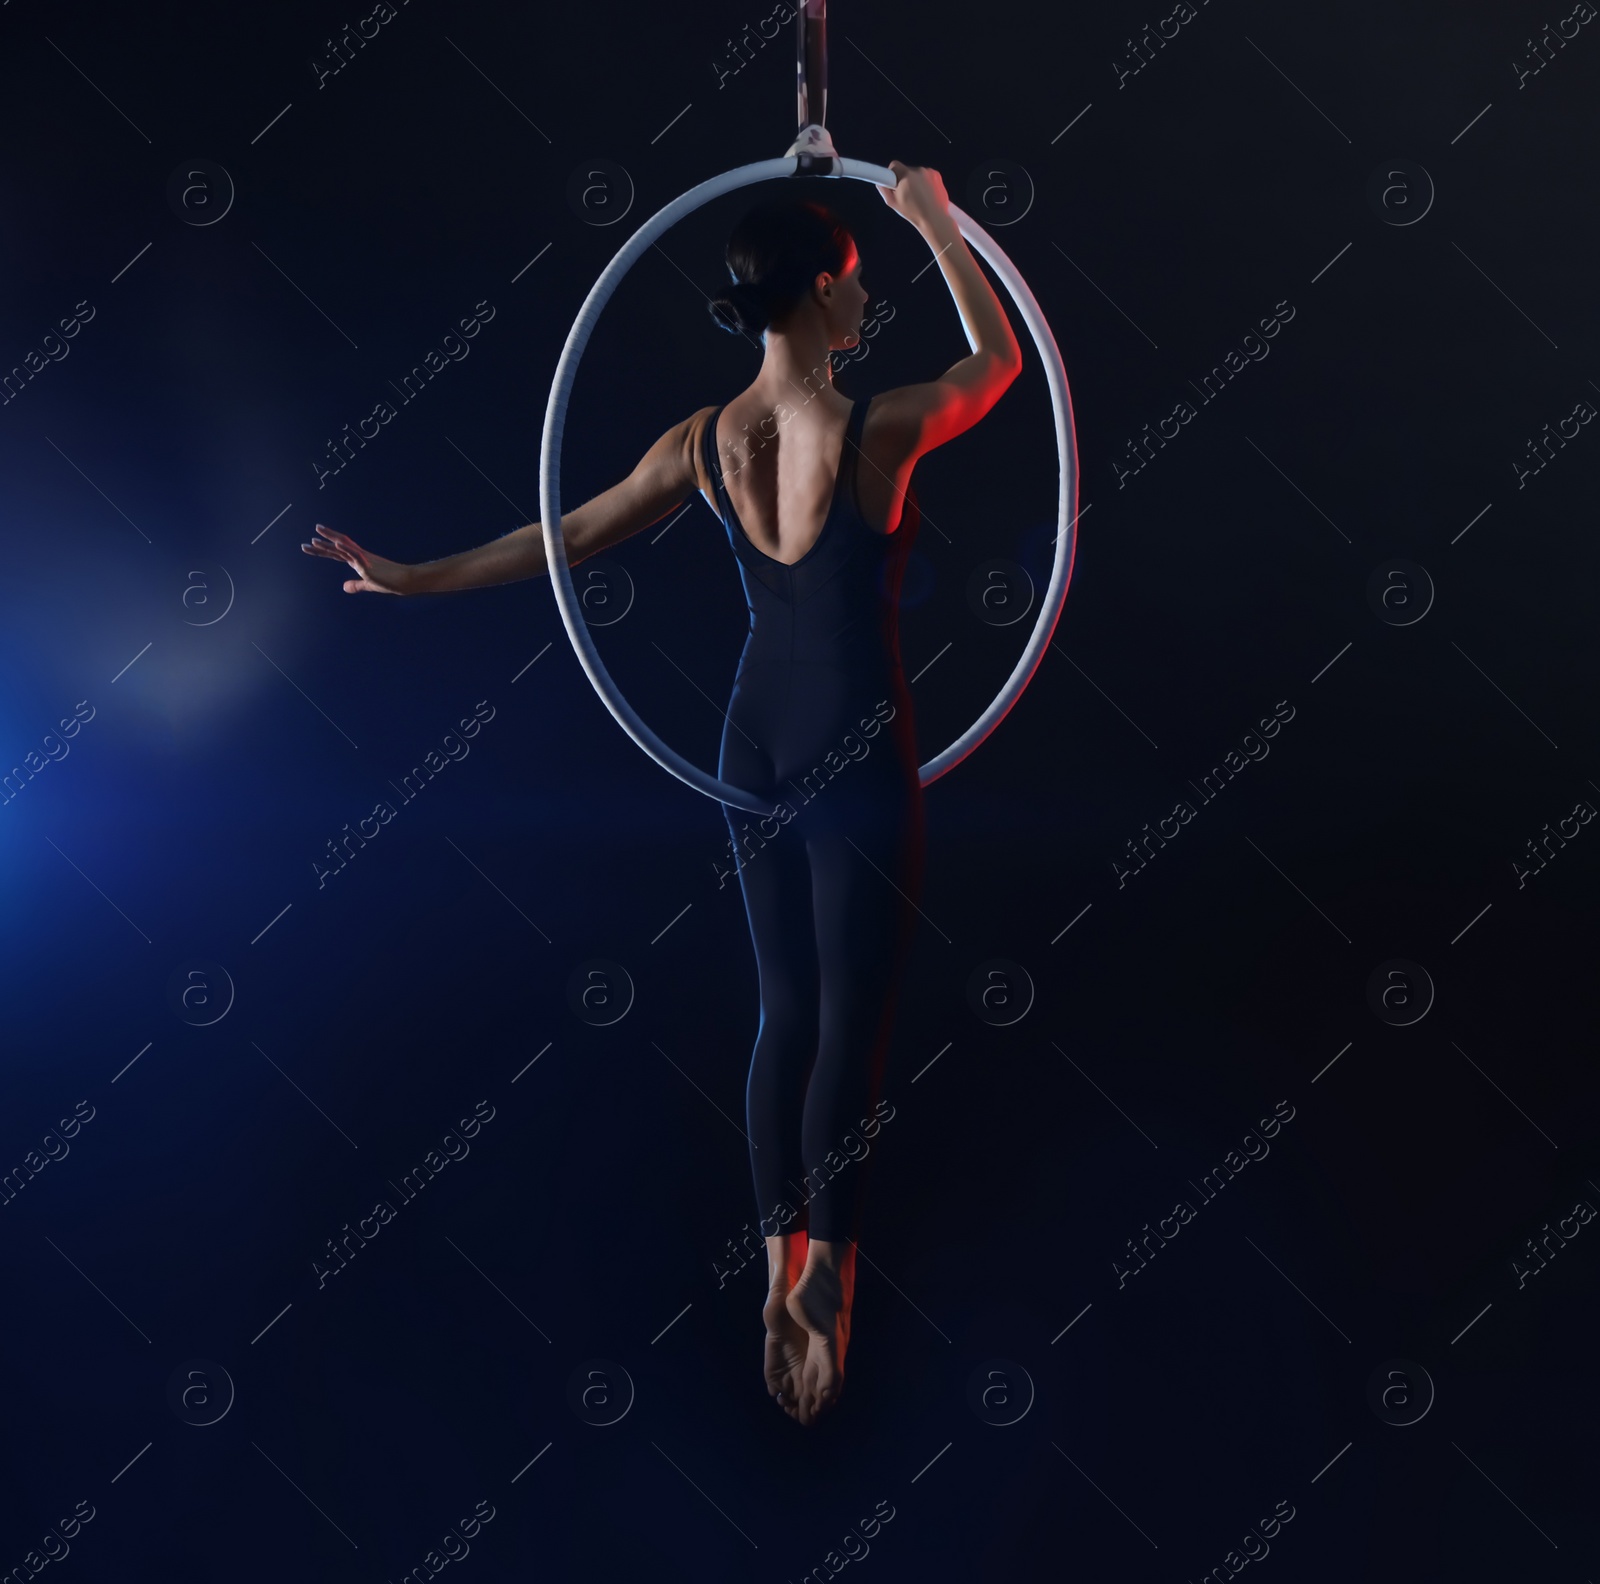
727, 805, 824, 1417
800, 788, 924, 1244
784, 775, 925, 1423
730, 812, 820, 1237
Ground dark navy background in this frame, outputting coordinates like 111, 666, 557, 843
1, 0, 1596, 1578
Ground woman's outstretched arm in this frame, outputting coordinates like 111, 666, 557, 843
303, 408, 717, 594
874, 161, 1023, 456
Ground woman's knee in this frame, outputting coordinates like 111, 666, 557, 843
755, 979, 821, 1052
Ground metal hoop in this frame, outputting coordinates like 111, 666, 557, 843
538, 157, 1079, 816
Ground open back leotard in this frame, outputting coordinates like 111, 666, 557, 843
702, 394, 927, 1243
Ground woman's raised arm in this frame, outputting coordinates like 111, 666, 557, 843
872, 161, 1023, 458
303, 407, 717, 594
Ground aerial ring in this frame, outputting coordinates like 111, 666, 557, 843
538, 156, 1078, 816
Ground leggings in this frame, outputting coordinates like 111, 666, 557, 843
720, 665, 926, 1244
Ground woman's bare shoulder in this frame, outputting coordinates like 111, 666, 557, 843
865, 353, 1019, 461
655, 404, 719, 499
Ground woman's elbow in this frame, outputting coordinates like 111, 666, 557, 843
986, 346, 1023, 403
990, 334, 1022, 374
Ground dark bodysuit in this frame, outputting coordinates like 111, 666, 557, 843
702, 394, 926, 1244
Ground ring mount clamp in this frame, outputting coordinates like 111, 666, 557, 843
785, 122, 842, 176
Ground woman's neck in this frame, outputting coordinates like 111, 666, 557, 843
754, 324, 843, 410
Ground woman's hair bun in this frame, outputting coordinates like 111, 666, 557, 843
708, 281, 767, 336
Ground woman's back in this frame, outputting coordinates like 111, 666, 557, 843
701, 388, 921, 564
700, 391, 920, 687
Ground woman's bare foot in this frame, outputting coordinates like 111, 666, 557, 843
763, 1233, 809, 1418
784, 1238, 856, 1425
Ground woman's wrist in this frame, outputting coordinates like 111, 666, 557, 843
400, 560, 436, 595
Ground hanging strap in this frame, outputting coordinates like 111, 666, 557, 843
701, 405, 731, 524
787, 0, 840, 171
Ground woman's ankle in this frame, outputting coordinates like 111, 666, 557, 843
802, 1237, 855, 1276
766, 1231, 809, 1292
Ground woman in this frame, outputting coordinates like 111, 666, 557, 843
304, 162, 1021, 1425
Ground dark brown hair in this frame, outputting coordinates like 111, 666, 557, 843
708, 198, 854, 336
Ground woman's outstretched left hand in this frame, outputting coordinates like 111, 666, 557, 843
302, 523, 416, 594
